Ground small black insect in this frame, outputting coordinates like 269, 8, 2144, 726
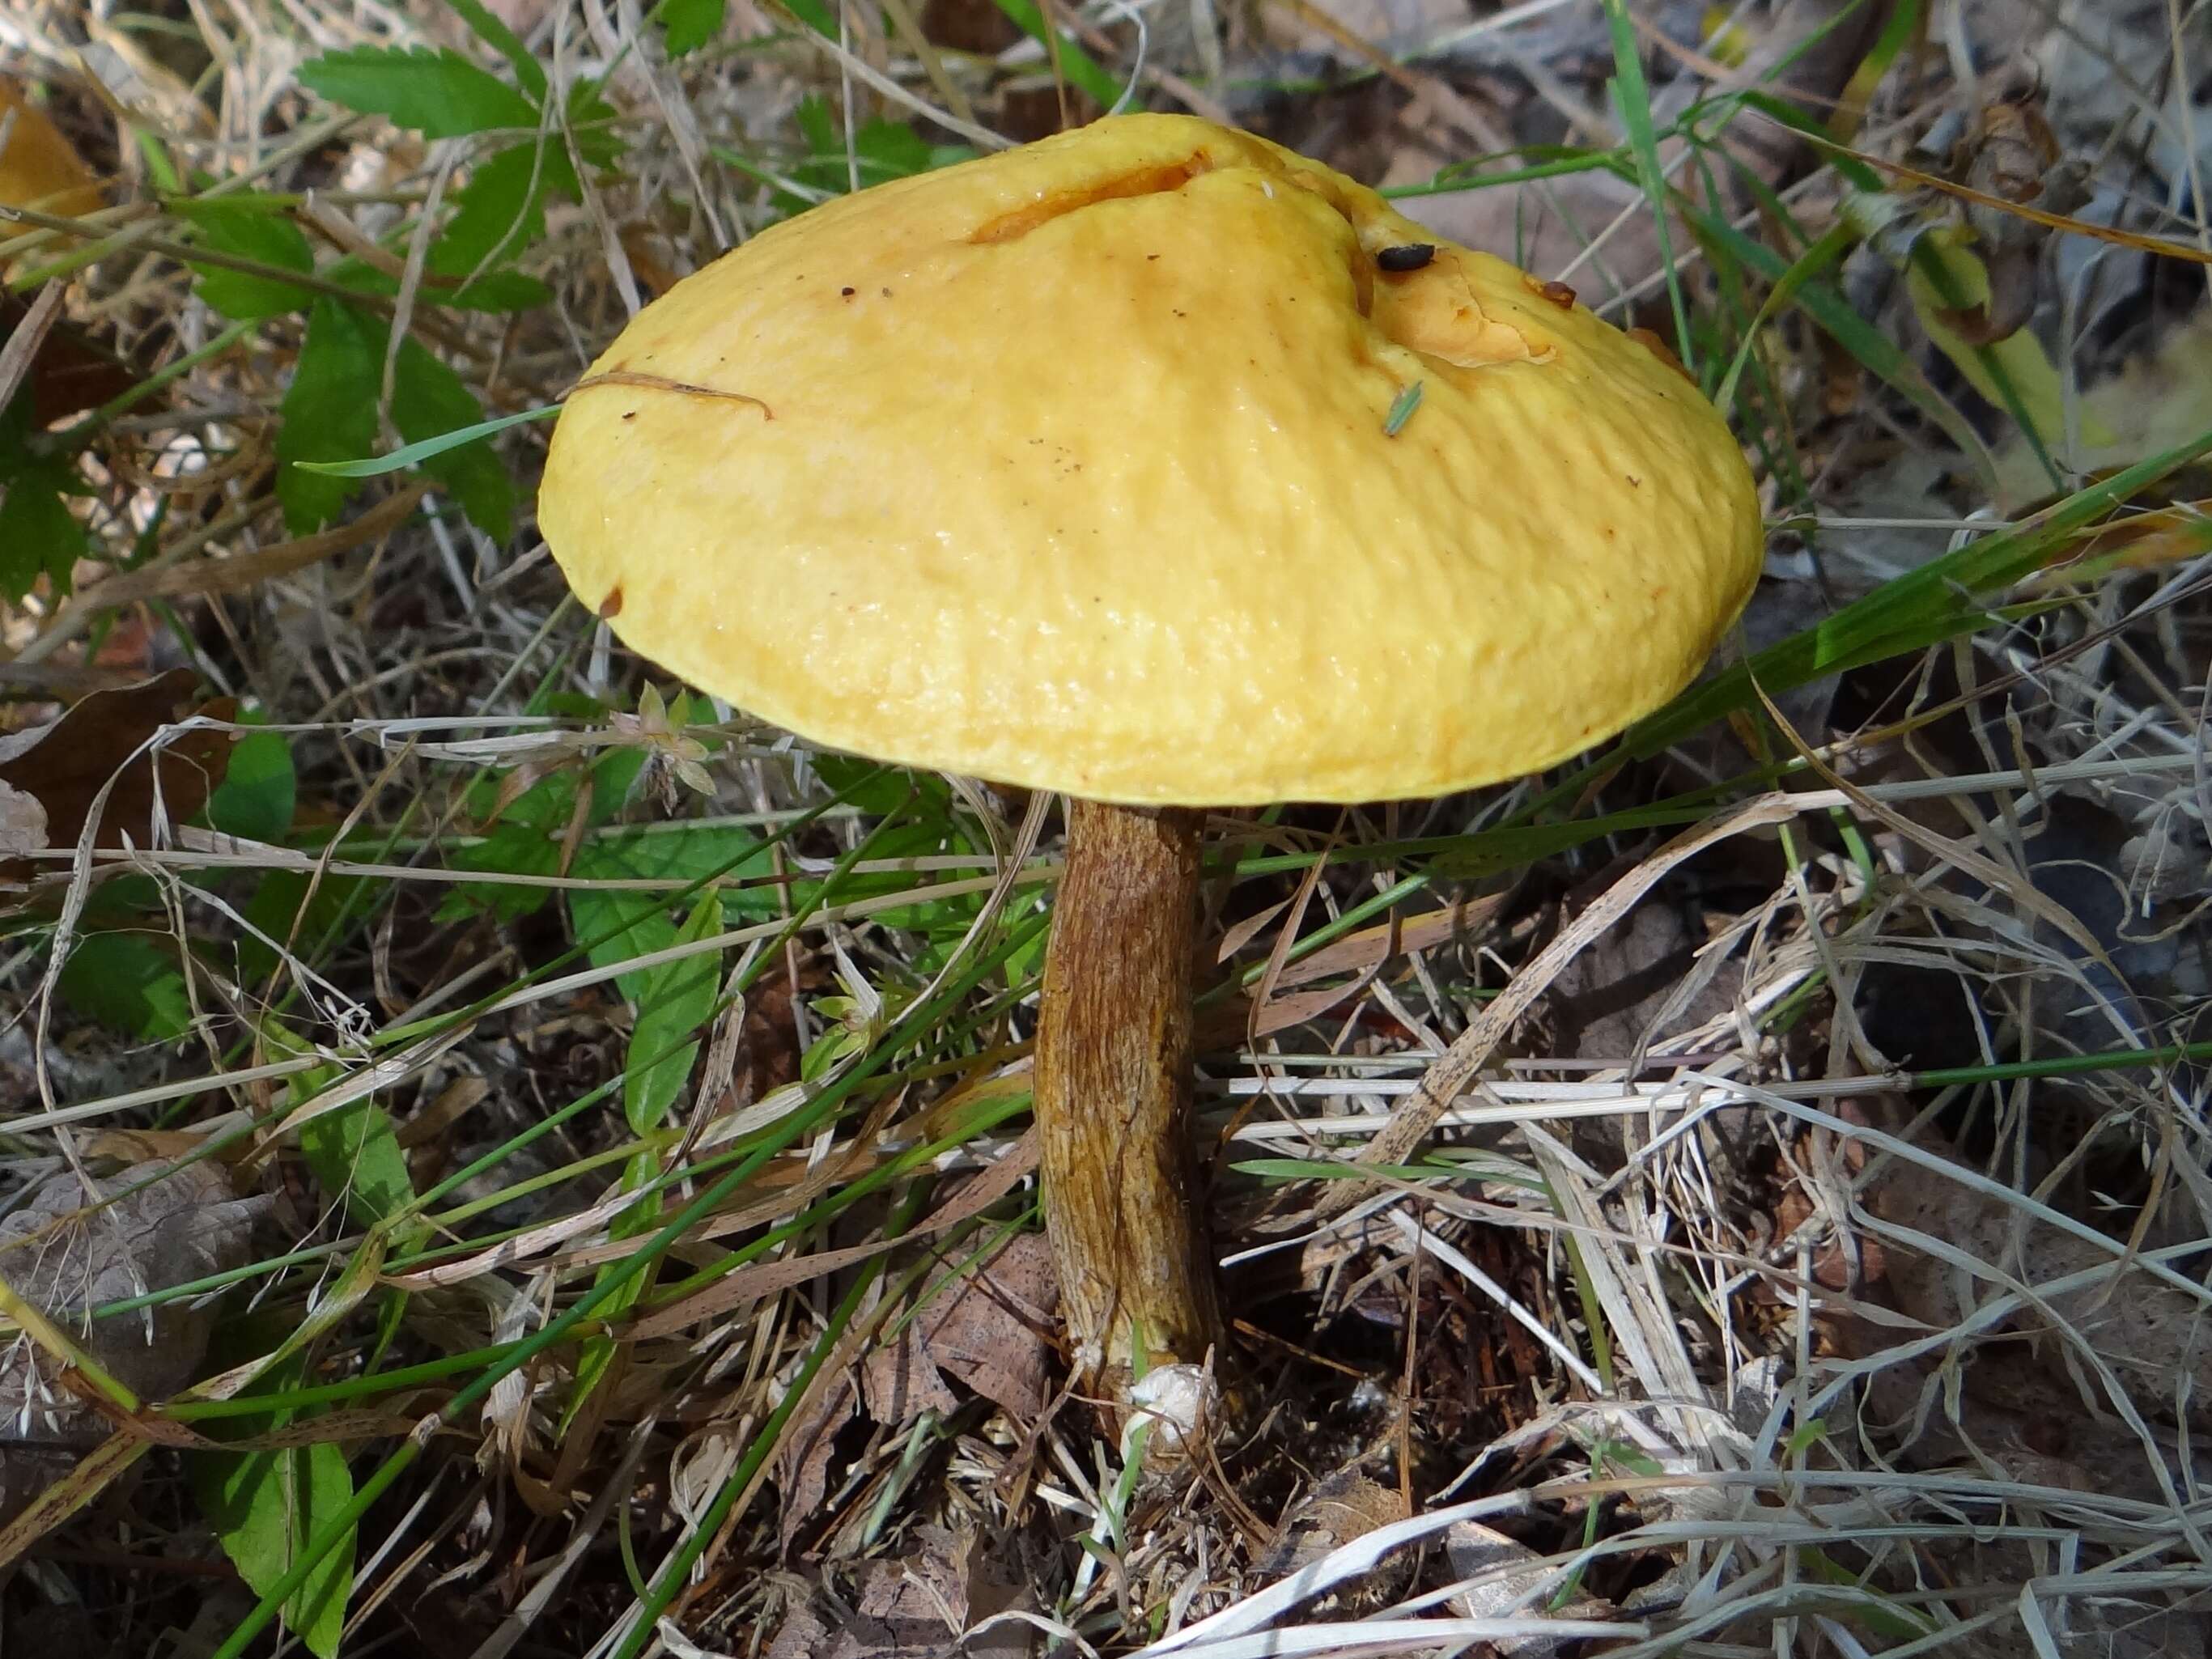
1377, 243, 1436, 272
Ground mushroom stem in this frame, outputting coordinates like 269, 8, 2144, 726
1035, 799, 1221, 1391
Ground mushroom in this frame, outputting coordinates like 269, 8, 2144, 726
537, 114, 1762, 1408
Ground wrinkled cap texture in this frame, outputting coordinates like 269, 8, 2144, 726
538, 114, 1763, 805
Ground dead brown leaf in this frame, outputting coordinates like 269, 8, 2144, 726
1444, 1520, 1614, 1656
626, 1133, 1038, 1336
81, 1127, 252, 1169
772, 1372, 857, 1560
0, 1159, 264, 1527
764, 1528, 1033, 1658
0, 289, 136, 423
0, 779, 47, 854
863, 1231, 1057, 1427
1253, 1463, 1412, 1614
0, 81, 104, 233
60, 478, 429, 609
0, 1432, 150, 1572
0, 668, 236, 877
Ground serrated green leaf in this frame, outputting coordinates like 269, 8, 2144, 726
189, 1364, 355, 1659
276, 299, 383, 533
176, 199, 318, 320
431, 143, 559, 278
778, 0, 838, 36
445, 0, 550, 97
0, 382, 32, 461
391, 334, 514, 541
623, 889, 724, 1132
329, 257, 553, 314
661, 0, 728, 55
983, 0, 1122, 108
57, 931, 194, 1042
276, 300, 514, 537
298, 45, 539, 138
566, 81, 625, 170
208, 728, 297, 843
783, 96, 953, 207
0, 457, 87, 602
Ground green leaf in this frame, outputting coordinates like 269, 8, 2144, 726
441, 751, 646, 921
582, 828, 776, 925
661, 0, 727, 55
569, 825, 768, 993
390, 334, 515, 541
189, 1368, 355, 1659
443, 818, 563, 922
176, 199, 318, 320
276, 299, 384, 533
240, 869, 363, 974
562, 872, 728, 1419
573, 891, 677, 1005
299, 1097, 417, 1230
57, 931, 193, 1042
983, 0, 1122, 109
446, 0, 550, 98
778, 0, 838, 36
566, 81, 625, 171
208, 728, 297, 842
265, 1011, 417, 1233
432, 142, 562, 279
783, 96, 959, 207
0, 456, 87, 602
811, 753, 942, 817
622, 889, 724, 1132
276, 302, 515, 537
328, 257, 554, 314
298, 45, 539, 138
239, 869, 372, 983
564, 1148, 662, 1422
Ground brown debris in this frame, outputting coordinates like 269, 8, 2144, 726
0, 1159, 263, 1526
862, 1231, 1058, 1427
0, 668, 235, 880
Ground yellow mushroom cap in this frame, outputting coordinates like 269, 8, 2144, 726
538, 114, 1762, 806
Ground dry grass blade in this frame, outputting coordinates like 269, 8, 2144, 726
1319, 795, 1795, 1211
